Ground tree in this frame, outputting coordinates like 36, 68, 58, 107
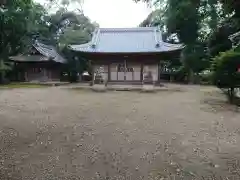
167, 0, 204, 82
208, 26, 233, 58
1, 0, 96, 83
44, 0, 84, 14
212, 48, 240, 103
136, 0, 236, 82
0, 0, 47, 82
1, 0, 31, 56
61, 46, 89, 82
139, 0, 168, 29
35, 7, 98, 47
136, 0, 207, 83
58, 14, 98, 48
47, 10, 97, 82
220, 0, 240, 24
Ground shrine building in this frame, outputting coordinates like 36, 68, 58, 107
69, 27, 183, 85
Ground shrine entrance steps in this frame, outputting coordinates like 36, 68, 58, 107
66, 83, 184, 93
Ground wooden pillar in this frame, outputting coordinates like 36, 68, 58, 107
49, 70, 52, 81
91, 64, 95, 86
140, 63, 143, 84
108, 64, 110, 82
158, 62, 161, 83
43, 68, 45, 76
14, 62, 17, 81
124, 59, 127, 81
43, 68, 47, 81
132, 66, 134, 81
117, 63, 119, 81
25, 71, 28, 82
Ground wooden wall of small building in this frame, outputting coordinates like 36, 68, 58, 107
14, 62, 63, 82
25, 68, 61, 82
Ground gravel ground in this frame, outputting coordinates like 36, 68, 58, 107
0, 85, 240, 180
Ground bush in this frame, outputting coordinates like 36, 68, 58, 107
211, 49, 240, 103
174, 66, 188, 83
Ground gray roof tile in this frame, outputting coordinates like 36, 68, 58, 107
33, 42, 66, 63
69, 27, 183, 53
10, 41, 66, 63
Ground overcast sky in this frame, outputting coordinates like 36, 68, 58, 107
83, 0, 151, 28
35, 0, 151, 28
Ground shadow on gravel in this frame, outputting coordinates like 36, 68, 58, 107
201, 90, 240, 113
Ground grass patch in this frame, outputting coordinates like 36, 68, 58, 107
0, 83, 49, 89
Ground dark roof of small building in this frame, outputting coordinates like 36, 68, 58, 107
69, 27, 183, 53
10, 41, 66, 63
9, 55, 49, 62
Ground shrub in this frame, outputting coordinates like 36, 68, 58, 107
211, 49, 240, 103
174, 66, 188, 83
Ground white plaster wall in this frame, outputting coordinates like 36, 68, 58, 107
126, 72, 133, 81
110, 64, 117, 81
133, 65, 141, 81
118, 72, 125, 81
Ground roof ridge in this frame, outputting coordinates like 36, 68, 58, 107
98, 27, 158, 32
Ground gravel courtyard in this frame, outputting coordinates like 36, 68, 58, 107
0, 85, 240, 179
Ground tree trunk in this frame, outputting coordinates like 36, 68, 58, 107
188, 69, 195, 84
228, 87, 235, 104
0, 72, 3, 84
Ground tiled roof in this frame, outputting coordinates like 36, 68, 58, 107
33, 41, 66, 63
10, 41, 66, 63
69, 27, 183, 53
8, 55, 49, 62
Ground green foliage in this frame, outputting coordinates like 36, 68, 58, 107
139, 0, 167, 29
0, 0, 41, 82
208, 26, 233, 57
174, 66, 188, 83
167, 0, 200, 44
1, 0, 33, 57
61, 47, 88, 82
1, 0, 97, 83
211, 49, 240, 102
220, 0, 240, 21
137, 0, 239, 84
44, 0, 84, 14
57, 14, 97, 48
212, 49, 240, 88
181, 43, 210, 73
0, 60, 12, 72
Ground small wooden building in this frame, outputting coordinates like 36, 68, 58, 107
69, 27, 183, 85
10, 41, 66, 82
